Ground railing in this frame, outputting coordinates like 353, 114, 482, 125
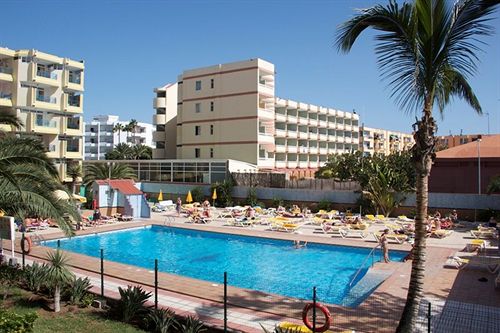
0, 92, 12, 99
349, 244, 380, 288
35, 118, 57, 128
68, 75, 81, 84
36, 95, 57, 104
0, 67, 13, 74
37, 70, 57, 79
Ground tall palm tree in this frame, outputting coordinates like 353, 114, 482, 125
336, 0, 499, 330
83, 162, 137, 186
66, 162, 82, 194
105, 142, 133, 160
127, 119, 138, 145
0, 112, 23, 131
0, 135, 79, 235
112, 123, 125, 145
132, 144, 152, 160
44, 250, 74, 312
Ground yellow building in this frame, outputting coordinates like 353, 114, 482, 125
0, 47, 84, 180
359, 126, 414, 156
153, 58, 361, 173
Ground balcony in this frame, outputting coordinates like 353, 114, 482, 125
308, 133, 318, 140
275, 129, 286, 137
275, 145, 286, 153
287, 146, 298, 153
275, 113, 287, 122
35, 118, 58, 134
309, 147, 318, 154
287, 161, 298, 168
318, 120, 327, 128
328, 148, 336, 154
275, 160, 286, 168
153, 114, 167, 125
0, 92, 12, 107
319, 148, 328, 155
298, 161, 309, 168
286, 130, 297, 139
0, 67, 13, 82
65, 94, 83, 113
35, 95, 59, 111
258, 108, 274, 120
35, 70, 59, 87
152, 130, 165, 142
337, 137, 345, 143
298, 131, 308, 139
308, 119, 318, 126
153, 97, 167, 109
258, 132, 274, 145
258, 158, 275, 168
286, 115, 298, 124
319, 133, 328, 141
258, 83, 274, 96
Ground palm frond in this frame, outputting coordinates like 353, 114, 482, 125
0, 113, 23, 130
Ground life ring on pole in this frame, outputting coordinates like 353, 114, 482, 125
21, 235, 32, 254
302, 302, 332, 333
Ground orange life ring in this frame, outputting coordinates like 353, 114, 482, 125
21, 235, 32, 254
302, 302, 332, 333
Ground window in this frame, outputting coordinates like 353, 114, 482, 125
195, 103, 201, 113
210, 79, 214, 89
210, 101, 214, 112
195, 126, 201, 136
195, 80, 202, 91
210, 125, 214, 135
195, 148, 200, 158
210, 148, 214, 158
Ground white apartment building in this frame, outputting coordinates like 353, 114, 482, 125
359, 126, 414, 156
0, 47, 84, 180
84, 115, 154, 160
152, 58, 360, 176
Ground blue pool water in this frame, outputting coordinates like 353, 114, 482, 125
43, 226, 406, 306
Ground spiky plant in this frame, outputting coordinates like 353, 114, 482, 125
44, 250, 74, 312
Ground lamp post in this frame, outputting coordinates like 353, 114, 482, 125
485, 112, 490, 135
477, 137, 482, 195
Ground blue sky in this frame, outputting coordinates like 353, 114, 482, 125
2, 0, 499, 135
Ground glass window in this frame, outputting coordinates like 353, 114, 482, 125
210, 101, 214, 112
210, 79, 214, 89
195, 148, 200, 158
195, 126, 201, 136
210, 148, 214, 158
195, 103, 201, 113
195, 80, 201, 91
210, 125, 214, 135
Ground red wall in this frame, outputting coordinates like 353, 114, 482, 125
429, 157, 500, 193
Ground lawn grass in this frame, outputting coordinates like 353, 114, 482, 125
1, 286, 145, 333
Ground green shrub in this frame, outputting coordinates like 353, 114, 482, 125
260, 324, 304, 333
477, 209, 500, 222
256, 201, 266, 208
145, 308, 177, 333
66, 276, 92, 306
0, 309, 37, 333
317, 199, 332, 212
247, 187, 259, 207
0, 263, 22, 299
179, 316, 206, 333
191, 186, 205, 203
271, 197, 284, 208
22, 263, 47, 294
116, 285, 152, 324
211, 179, 234, 207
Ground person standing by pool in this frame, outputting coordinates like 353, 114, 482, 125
176, 197, 182, 217
380, 229, 390, 263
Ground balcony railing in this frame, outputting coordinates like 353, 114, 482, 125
68, 74, 81, 84
36, 95, 57, 104
0, 92, 12, 99
0, 67, 13, 74
67, 120, 80, 130
36, 118, 57, 128
67, 143, 80, 153
37, 70, 57, 80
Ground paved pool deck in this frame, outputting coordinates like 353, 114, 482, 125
4, 212, 500, 332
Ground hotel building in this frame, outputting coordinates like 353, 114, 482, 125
84, 115, 155, 160
359, 126, 414, 156
0, 47, 84, 180
152, 58, 361, 175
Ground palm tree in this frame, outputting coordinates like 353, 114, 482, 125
44, 250, 74, 312
112, 123, 125, 145
0, 113, 23, 131
132, 144, 152, 160
0, 135, 79, 235
487, 175, 500, 194
105, 142, 133, 160
336, 0, 499, 330
83, 162, 137, 186
66, 162, 82, 194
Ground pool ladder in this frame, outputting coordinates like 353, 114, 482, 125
348, 244, 380, 288
164, 216, 174, 227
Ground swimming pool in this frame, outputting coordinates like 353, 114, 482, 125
43, 225, 406, 306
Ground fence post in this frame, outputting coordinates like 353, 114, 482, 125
154, 259, 158, 310
427, 302, 431, 333
224, 272, 228, 333
312, 286, 317, 333
21, 232, 25, 269
100, 249, 104, 299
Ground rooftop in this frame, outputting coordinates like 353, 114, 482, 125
436, 134, 500, 159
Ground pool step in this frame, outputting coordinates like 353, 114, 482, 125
342, 270, 392, 307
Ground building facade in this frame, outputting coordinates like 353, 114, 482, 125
84, 115, 154, 160
359, 126, 414, 156
435, 134, 491, 151
0, 47, 84, 180
152, 58, 363, 172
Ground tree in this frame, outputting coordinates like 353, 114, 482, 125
0, 113, 23, 131
83, 162, 137, 186
336, 0, 499, 330
44, 250, 74, 312
487, 175, 500, 194
0, 135, 78, 235
132, 144, 152, 160
112, 123, 125, 145
105, 142, 133, 160
66, 162, 82, 194
128, 119, 138, 145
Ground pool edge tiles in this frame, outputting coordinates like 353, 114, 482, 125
42, 225, 407, 307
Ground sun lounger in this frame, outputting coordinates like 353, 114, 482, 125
466, 239, 487, 252
398, 215, 414, 222
470, 229, 498, 239
321, 224, 349, 237
373, 232, 408, 244
445, 256, 500, 273
343, 229, 368, 239
277, 322, 335, 333
430, 229, 453, 238
375, 214, 387, 221
232, 218, 254, 227
365, 214, 378, 222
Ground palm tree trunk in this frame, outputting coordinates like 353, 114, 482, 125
54, 285, 61, 312
396, 107, 436, 332
71, 179, 76, 194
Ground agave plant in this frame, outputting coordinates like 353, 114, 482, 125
179, 316, 206, 333
66, 276, 92, 306
22, 262, 48, 294
116, 285, 152, 324
44, 250, 74, 312
145, 308, 177, 333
